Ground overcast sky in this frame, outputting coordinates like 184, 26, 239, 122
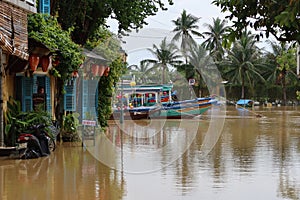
107, 0, 226, 65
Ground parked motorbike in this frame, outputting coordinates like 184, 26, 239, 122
17, 124, 55, 159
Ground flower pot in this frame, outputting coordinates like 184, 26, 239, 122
40, 56, 50, 72
29, 54, 39, 71
98, 65, 106, 76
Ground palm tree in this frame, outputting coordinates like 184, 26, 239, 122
188, 44, 220, 97
203, 17, 230, 62
172, 9, 203, 63
127, 62, 153, 84
221, 31, 266, 99
141, 38, 182, 84
264, 41, 298, 105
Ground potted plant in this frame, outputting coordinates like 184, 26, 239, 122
61, 113, 80, 142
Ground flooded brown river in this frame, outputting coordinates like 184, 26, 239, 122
1, 106, 300, 200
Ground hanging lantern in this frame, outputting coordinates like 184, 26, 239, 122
98, 65, 106, 76
40, 56, 50, 72
104, 66, 110, 76
29, 54, 39, 71
72, 70, 79, 78
91, 64, 98, 76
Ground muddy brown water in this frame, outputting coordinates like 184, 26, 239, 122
1, 106, 300, 200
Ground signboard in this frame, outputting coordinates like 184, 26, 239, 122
82, 120, 97, 126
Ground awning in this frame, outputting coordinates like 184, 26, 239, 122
0, 32, 29, 60
83, 49, 107, 61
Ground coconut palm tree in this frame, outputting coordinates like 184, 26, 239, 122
264, 41, 298, 105
221, 31, 266, 99
188, 44, 221, 97
127, 62, 153, 84
172, 9, 203, 63
141, 37, 182, 84
203, 17, 230, 62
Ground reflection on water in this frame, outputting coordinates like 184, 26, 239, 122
0, 106, 300, 200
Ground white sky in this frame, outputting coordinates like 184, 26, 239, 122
107, 0, 227, 65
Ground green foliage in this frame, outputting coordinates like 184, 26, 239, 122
213, 0, 300, 42
62, 113, 79, 133
276, 47, 297, 72
296, 91, 300, 101
4, 98, 53, 146
84, 27, 127, 127
98, 58, 127, 127
28, 14, 84, 81
51, 0, 174, 44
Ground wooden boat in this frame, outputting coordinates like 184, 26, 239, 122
150, 99, 217, 119
111, 84, 216, 120
111, 85, 163, 120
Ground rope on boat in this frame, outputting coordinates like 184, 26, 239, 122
235, 104, 265, 118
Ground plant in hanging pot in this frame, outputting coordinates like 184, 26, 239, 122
40, 56, 50, 72
29, 54, 40, 71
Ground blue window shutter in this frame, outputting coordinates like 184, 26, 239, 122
89, 80, 98, 119
39, 0, 50, 14
82, 80, 89, 119
45, 76, 51, 112
64, 79, 76, 111
81, 80, 98, 119
22, 77, 33, 112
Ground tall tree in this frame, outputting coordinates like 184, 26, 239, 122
51, 0, 174, 45
203, 17, 230, 62
212, 0, 300, 43
221, 31, 266, 99
141, 38, 182, 84
264, 41, 298, 105
127, 62, 153, 84
172, 9, 203, 63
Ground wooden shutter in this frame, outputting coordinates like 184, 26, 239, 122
39, 0, 50, 14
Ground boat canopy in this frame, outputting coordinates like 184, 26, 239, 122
236, 99, 253, 105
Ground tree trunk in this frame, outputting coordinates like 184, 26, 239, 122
282, 74, 286, 106
162, 64, 165, 84
241, 72, 245, 99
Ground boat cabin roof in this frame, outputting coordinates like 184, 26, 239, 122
236, 99, 253, 105
120, 84, 173, 94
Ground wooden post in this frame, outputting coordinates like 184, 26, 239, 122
0, 48, 4, 147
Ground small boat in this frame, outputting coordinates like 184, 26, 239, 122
111, 84, 216, 120
111, 85, 163, 120
236, 99, 254, 107
150, 99, 217, 119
